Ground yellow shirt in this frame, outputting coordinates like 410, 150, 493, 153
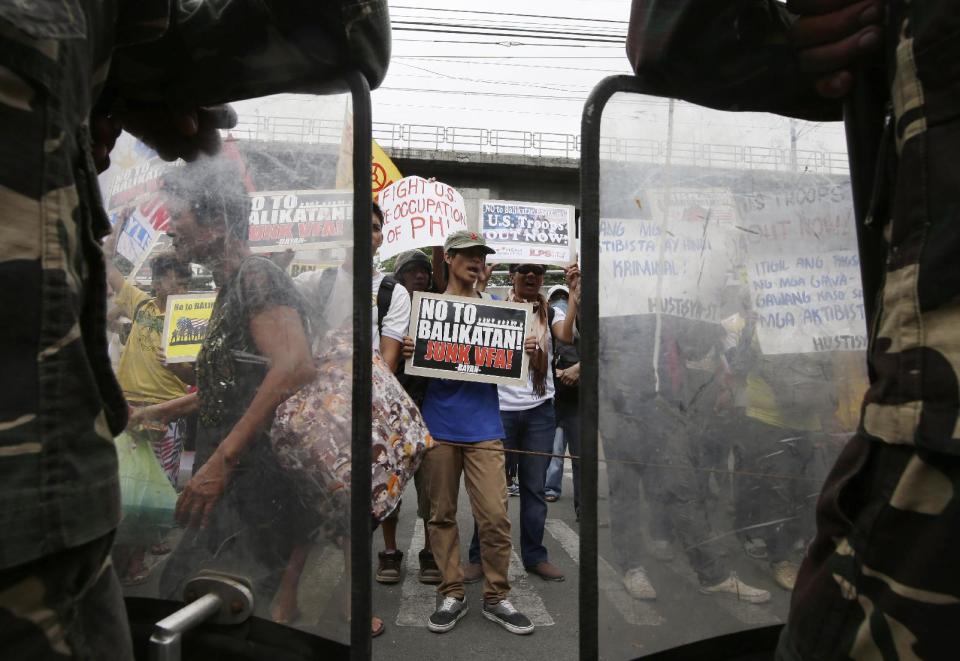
115, 282, 189, 405
745, 373, 822, 433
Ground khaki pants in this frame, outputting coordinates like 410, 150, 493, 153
424, 440, 511, 604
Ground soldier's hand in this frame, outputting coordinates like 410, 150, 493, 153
119, 104, 238, 162
788, 0, 883, 99
91, 112, 123, 173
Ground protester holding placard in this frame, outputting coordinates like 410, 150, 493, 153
382, 249, 442, 585
284, 202, 408, 635
599, 313, 771, 604
103, 241, 194, 585
722, 307, 827, 591
543, 286, 582, 517
294, 203, 411, 364
293, 204, 411, 594
465, 262, 580, 584
402, 230, 537, 636
378, 176, 470, 260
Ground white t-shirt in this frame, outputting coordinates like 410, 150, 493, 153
498, 304, 566, 411
294, 266, 411, 351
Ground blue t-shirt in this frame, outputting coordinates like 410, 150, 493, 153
422, 379, 505, 443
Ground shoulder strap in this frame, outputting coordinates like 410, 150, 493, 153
548, 304, 556, 328
377, 275, 398, 334
309, 268, 339, 339
316, 267, 338, 307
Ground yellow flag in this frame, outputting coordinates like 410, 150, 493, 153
334, 104, 403, 199
371, 140, 402, 200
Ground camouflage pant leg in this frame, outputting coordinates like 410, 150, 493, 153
0, 533, 133, 661
777, 434, 960, 660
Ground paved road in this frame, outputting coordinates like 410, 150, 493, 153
321, 462, 794, 661
128, 459, 803, 661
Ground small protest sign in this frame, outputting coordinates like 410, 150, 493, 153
111, 195, 172, 278
480, 200, 574, 265
377, 176, 469, 260
599, 188, 737, 321
406, 292, 532, 386
247, 190, 352, 253
741, 181, 866, 354
162, 293, 217, 363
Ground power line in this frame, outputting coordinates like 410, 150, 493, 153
392, 55, 627, 59
391, 20, 626, 40
394, 38, 622, 48
393, 62, 593, 93
392, 56, 631, 74
390, 5, 629, 24
391, 16, 626, 37
391, 14, 628, 36
391, 26, 623, 44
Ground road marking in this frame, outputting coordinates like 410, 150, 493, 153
395, 520, 555, 627
395, 520, 440, 627
659, 553, 782, 626
507, 549, 555, 627
545, 519, 664, 626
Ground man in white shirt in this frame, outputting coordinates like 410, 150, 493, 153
466, 262, 580, 583
294, 204, 410, 364
278, 203, 410, 633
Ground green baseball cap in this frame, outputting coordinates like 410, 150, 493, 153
443, 230, 496, 254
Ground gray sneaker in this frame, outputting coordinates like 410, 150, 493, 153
428, 596, 468, 633
482, 599, 534, 635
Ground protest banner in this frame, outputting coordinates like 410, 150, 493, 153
377, 176, 469, 260
406, 292, 532, 386
289, 262, 338, 278
247, 190, 352, 253
100, 136, 173, 212
479, 200, 574, 265
161, 293, 218, 363
599, 188, 737, 321
741, 180, 866, 354
111, 195, 172, 278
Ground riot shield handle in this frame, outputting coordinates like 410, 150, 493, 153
148, 572, 255, 661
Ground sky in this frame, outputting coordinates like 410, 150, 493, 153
372, 0, 633, 135
370, 0, 848, 158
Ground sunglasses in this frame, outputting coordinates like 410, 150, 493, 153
514, 265, 545, 276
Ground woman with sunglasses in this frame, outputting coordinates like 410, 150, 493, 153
464, 261, 580, 584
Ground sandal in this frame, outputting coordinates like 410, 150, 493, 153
371, 616, 386, 638
150, 542, 172, 556
120, 567, 151, 587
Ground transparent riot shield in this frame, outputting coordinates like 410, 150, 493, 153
580, 77, 867, 659
98, 84, 378, 656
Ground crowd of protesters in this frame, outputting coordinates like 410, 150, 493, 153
92, 155, 857, 643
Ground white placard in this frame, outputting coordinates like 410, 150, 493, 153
377, 176, 468, 259
479, 200, 574, 265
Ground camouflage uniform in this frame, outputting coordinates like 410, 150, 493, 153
0, 2, 169, 658
627, 1, 960, 656
777, 3, 960, 658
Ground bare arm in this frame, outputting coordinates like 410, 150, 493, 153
380, 336, 403, 373
552, 264, 580, 343
177, 305, 315, 528
217, 306, 315, 464
129, 392, 200, 428
104, 242, 125, 295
